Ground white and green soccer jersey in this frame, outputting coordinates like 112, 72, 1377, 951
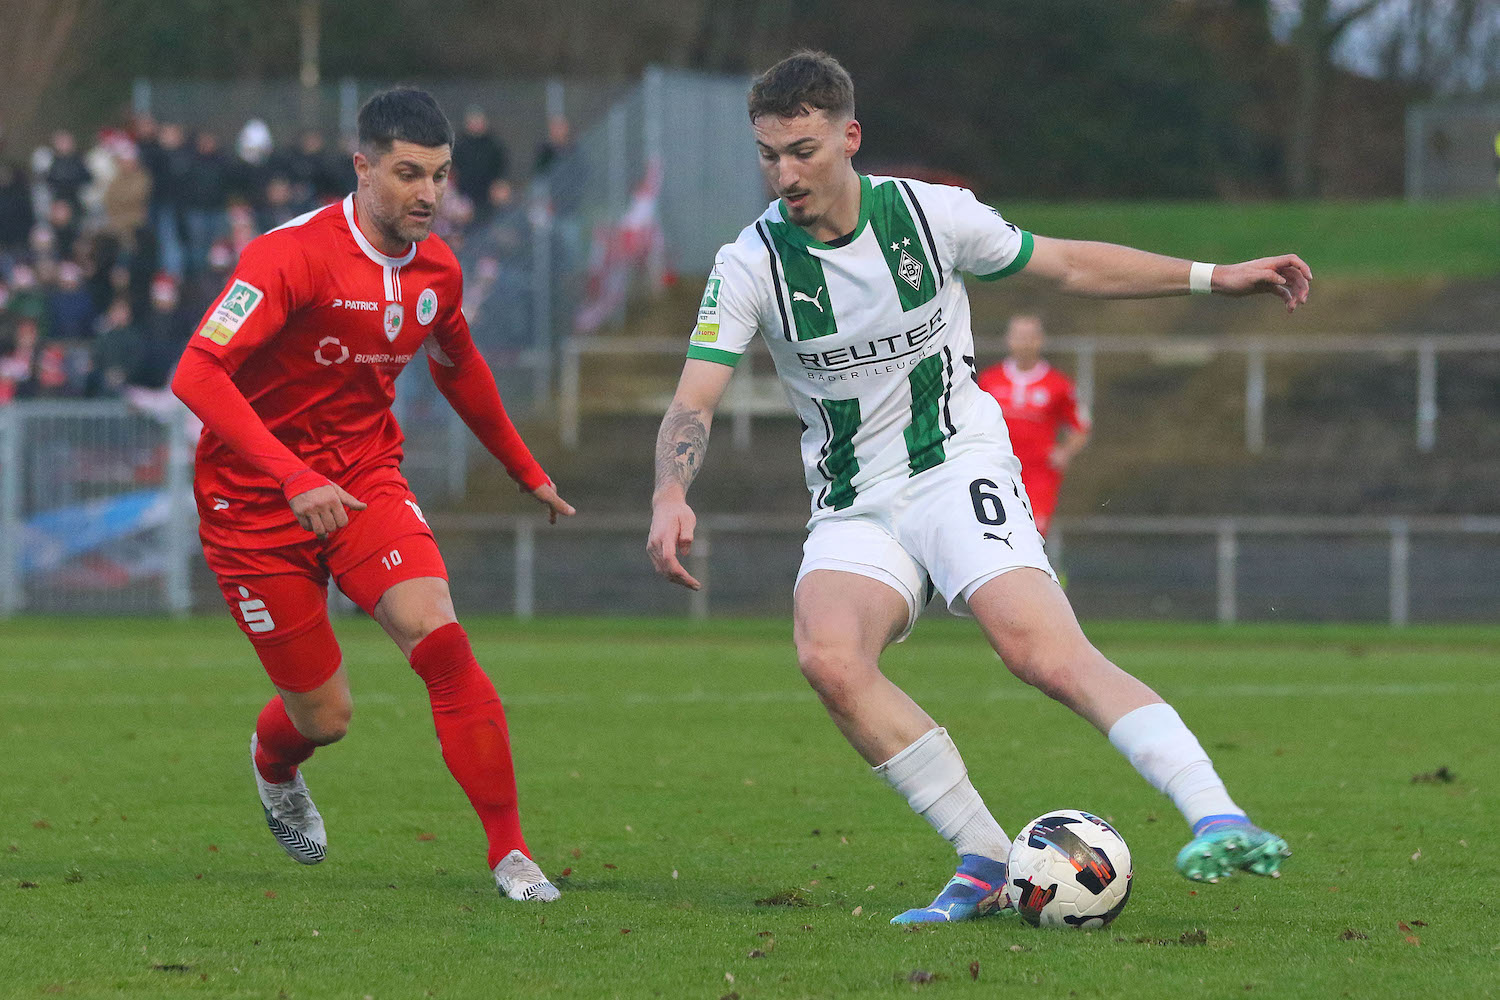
687, 174, 1034, 516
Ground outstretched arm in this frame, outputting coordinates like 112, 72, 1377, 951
647, 359, 735, 590
1023, 236, 1312, 312
425, 333, 574, 524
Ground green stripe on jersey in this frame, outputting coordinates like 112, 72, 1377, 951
868, 181, 937, 310
905, 354, 948, 475
686, 344, 742, 366
763, 222, 838, 340
974, 230, 1034, 281
819, 397, 862, 510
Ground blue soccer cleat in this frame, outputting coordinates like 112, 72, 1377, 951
890, 854, 1011, 924
1175, 814, 1291, 883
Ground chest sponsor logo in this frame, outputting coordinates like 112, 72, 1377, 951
796, 308, 947, 382
333, 298, 380, 311
383, 302, 404, 341
692, 272, 723, 343
315, 336, 350, 366
198, 278, 264, 345
416, 288, 438, 326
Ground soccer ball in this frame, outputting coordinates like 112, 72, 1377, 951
1004, 809, 1132, 928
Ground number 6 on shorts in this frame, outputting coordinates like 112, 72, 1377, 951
969, 478, 1007, 526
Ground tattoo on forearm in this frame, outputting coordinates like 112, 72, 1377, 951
654, 404, 709, 494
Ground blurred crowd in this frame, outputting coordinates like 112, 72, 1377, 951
0, 105, 582, 406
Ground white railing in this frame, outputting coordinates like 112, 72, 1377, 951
425, 512, 1500, 626
0, 399, 196, 617
558, 332, 1500, 454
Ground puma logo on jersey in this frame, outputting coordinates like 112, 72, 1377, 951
792, 287, 825, 312
983, 532, 1014, 549
236, 586, 276, 633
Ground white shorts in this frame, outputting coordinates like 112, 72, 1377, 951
795, 449, 1056, 638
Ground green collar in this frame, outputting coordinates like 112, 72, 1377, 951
777, 173, 872, 250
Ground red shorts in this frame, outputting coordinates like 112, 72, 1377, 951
203, 476, 447, 691
1020, 464, 1062, 538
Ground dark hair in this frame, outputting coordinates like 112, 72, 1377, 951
358, 87, 454, 156
748, 50, 855, 123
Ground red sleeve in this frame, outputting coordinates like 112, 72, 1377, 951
172, 234, 331, 501
171, 348, 330, 501
1058, 375, 1090, 433
425, 299, 548, 491
185, 234, 310, 374
975, 362, 1004, 399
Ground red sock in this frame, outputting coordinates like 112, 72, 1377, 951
410, 623, 528, 868
254, 696, 317, 784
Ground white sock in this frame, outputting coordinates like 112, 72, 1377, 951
1107, 703, 1245, 830
874, 727, 1010, 860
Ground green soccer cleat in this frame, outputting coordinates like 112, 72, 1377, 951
1175, 816, 1291, 883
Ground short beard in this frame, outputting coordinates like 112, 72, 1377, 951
371, 202, 430, 248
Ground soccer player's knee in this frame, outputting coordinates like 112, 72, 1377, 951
396, 608, 459, 652
797, 641, 867, 707
304, 699, 353, 744
1010, 652, 1081, 702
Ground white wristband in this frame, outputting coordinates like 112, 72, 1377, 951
1189, 261, 1215, 295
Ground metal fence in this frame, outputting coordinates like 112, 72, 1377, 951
0, 400, 195, 616
2, 395, 1495, 624
558, 332, 1500, 454
1405, 98, 1500, 199
422, 512, 1500, 626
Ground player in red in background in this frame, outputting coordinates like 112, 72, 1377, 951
171, 88, 573, 904
976, 315, 1090, 537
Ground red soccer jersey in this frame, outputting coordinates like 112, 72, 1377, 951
184, 194, 521, 549
976, 359, 1090, 471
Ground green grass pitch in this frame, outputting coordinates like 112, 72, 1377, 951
2, 616, 1496, 998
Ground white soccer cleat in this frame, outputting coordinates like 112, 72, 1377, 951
250, 733, 327, 865
492, 849, 561, 902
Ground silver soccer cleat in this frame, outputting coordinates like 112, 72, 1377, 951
250, 733, 327, 865
492, 849, 561, 902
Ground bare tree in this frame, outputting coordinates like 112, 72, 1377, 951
0, 0, 102, 152
1283, 0, 1392, 196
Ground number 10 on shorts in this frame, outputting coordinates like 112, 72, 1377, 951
381, 549, 403, 571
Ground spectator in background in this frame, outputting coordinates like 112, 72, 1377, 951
103, 144, 151, 253
46, 198, 80, 261
533, 114, 575, 175
47, 261, 97, 342
466, 178, 532, 349
453, 106, 507, 206
278, 129, 342, 211
231, 119, 274, 213
88, 297, 142, 397
143, 122, 191, 278
0, 162, 34, 254
7, 265, 46, 332
135, 273, 189, 389
182, 130, 229, 276
44, 130, 92, 211
261, 174, 299, 229
0, 316, 43, 401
